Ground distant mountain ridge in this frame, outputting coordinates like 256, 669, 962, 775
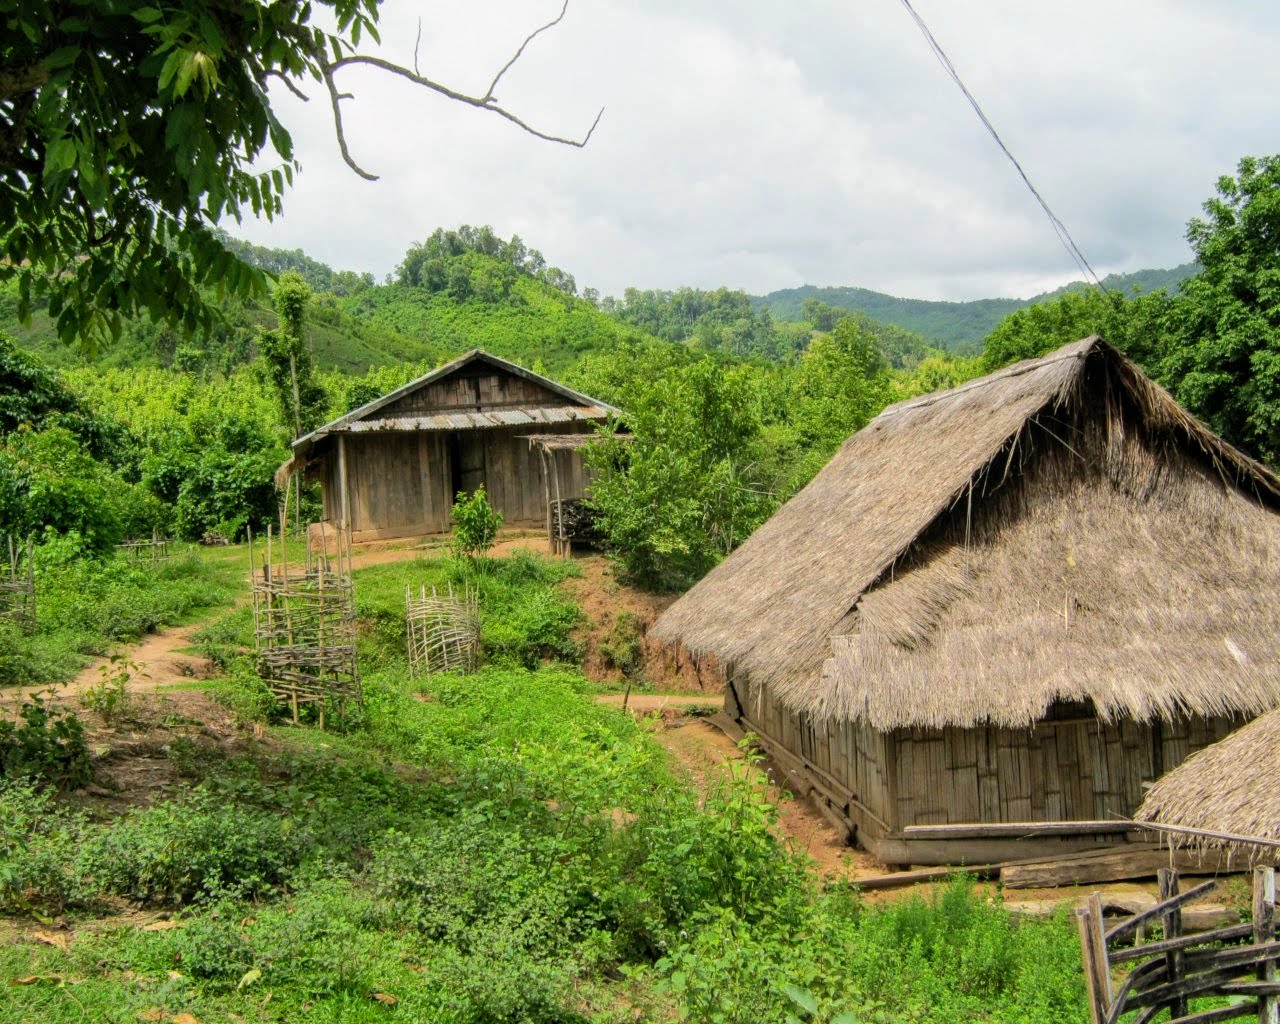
755, 264, 1198, 353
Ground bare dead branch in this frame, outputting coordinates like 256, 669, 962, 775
484, 0, 569, 103
330, 53, 602, 151
318, 61, 379, 181
312, 2, 600, 181
265, 69, 311, 102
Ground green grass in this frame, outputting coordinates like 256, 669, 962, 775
0, 545, 243, 687
1, 546, 1092, 1023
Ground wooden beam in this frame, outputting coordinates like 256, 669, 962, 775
902, 821, 1139, 839
1004, 851, 1233, 891
337, 434, 351, 531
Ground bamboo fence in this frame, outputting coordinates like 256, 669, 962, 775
118, 529, 171, 566
1079, 866, 1280, 1024
0, 535, 34, 632
406, 582, 479, 676
249, 522, 360, 728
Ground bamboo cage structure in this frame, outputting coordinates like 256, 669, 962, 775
0, 535, 35, 632
249, 522, 360, 728
118, 529, 171, 566
406, 582, 480, 676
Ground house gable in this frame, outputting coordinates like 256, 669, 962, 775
377, 362, 572, 418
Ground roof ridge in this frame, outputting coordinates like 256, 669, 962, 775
877, 336, 1097, 421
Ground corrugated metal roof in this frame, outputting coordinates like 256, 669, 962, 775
339, 405, 612, 432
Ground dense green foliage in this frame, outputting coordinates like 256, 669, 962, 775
0, 0, 390, 345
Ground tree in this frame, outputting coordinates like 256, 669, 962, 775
1157, 155, 1280, 463
258, 272, 327, 438
585, 358, 773, 588
2, 1, 600, 349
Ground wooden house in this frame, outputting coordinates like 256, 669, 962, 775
288, 350, 618, 542
653, 337, 1280, 865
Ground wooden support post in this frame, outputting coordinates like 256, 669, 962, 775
1077, 892, 1113, 1024
1161, 867, 1188, 1020
1256, 867, 1278, 1024
337, 434, 351, 533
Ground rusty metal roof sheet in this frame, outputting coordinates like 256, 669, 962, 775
341, 405, 612, 433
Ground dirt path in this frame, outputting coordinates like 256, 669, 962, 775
5, 621, 216, 709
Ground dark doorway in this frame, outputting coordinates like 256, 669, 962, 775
447, 433, 486, 501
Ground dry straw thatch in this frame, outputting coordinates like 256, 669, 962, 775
1136, 708, 1280, 862
652, 336, 1280, 729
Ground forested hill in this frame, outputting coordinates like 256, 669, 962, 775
756, 263, 1198, 353
0, 228, 652, 377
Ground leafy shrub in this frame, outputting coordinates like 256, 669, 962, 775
173, 909, 257, 981
599, 610, 644, 675
0, 782, 92, 912
79, 791, 309, 906
451, 485, 503, 559
80, 656, 137, 725
0, 692, 93, 789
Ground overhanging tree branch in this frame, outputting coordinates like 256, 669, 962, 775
314, 1, 602, 181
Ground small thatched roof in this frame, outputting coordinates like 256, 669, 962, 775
652, 336, 1280, 729
1136, 709, 1280, 862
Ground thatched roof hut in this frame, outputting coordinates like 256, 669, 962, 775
1136, 709, 1280, 863
653, 336, 1280, 863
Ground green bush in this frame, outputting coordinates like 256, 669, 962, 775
0, 692, 93, 789
0, 781, 93, 913
79, 791, 309, 906
451, 485, 503, 559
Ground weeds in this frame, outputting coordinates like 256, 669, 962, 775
0, 691, 92, 789
80, 655, 139, 724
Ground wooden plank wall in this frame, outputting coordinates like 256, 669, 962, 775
381, 368, 569, 418
320, 424, 593, 536
344, 432, 449, 534
890, 715, 1242, 827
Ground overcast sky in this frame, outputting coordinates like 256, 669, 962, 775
233, 0, 1280, 302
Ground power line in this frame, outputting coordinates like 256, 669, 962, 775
896, 0, 1107, 292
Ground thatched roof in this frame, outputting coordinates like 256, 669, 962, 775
1136, 709, 1280, 862
652, 336, 1280, 729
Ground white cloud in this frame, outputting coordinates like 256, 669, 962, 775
232, 0, 1280, 301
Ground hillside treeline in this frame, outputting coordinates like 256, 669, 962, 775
2, 154, 1276, 588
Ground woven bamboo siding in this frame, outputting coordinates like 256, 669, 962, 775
891, 716, 1240, 827
735, 674, 896, 838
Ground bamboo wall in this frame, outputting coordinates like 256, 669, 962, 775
734, 674, 895, 840
890, 715, 1240, 827
732, 675, 1240, 840
319, 423, 593, 540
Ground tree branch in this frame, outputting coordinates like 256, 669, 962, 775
329, 53, 602, 150
265, 69, 311, 102
0, 62, 49, 104
484, 0, 568, 103
312, 2, 601, 180
318, 58, 379, 181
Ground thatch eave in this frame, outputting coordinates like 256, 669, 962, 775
652, 335, 1280, 732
